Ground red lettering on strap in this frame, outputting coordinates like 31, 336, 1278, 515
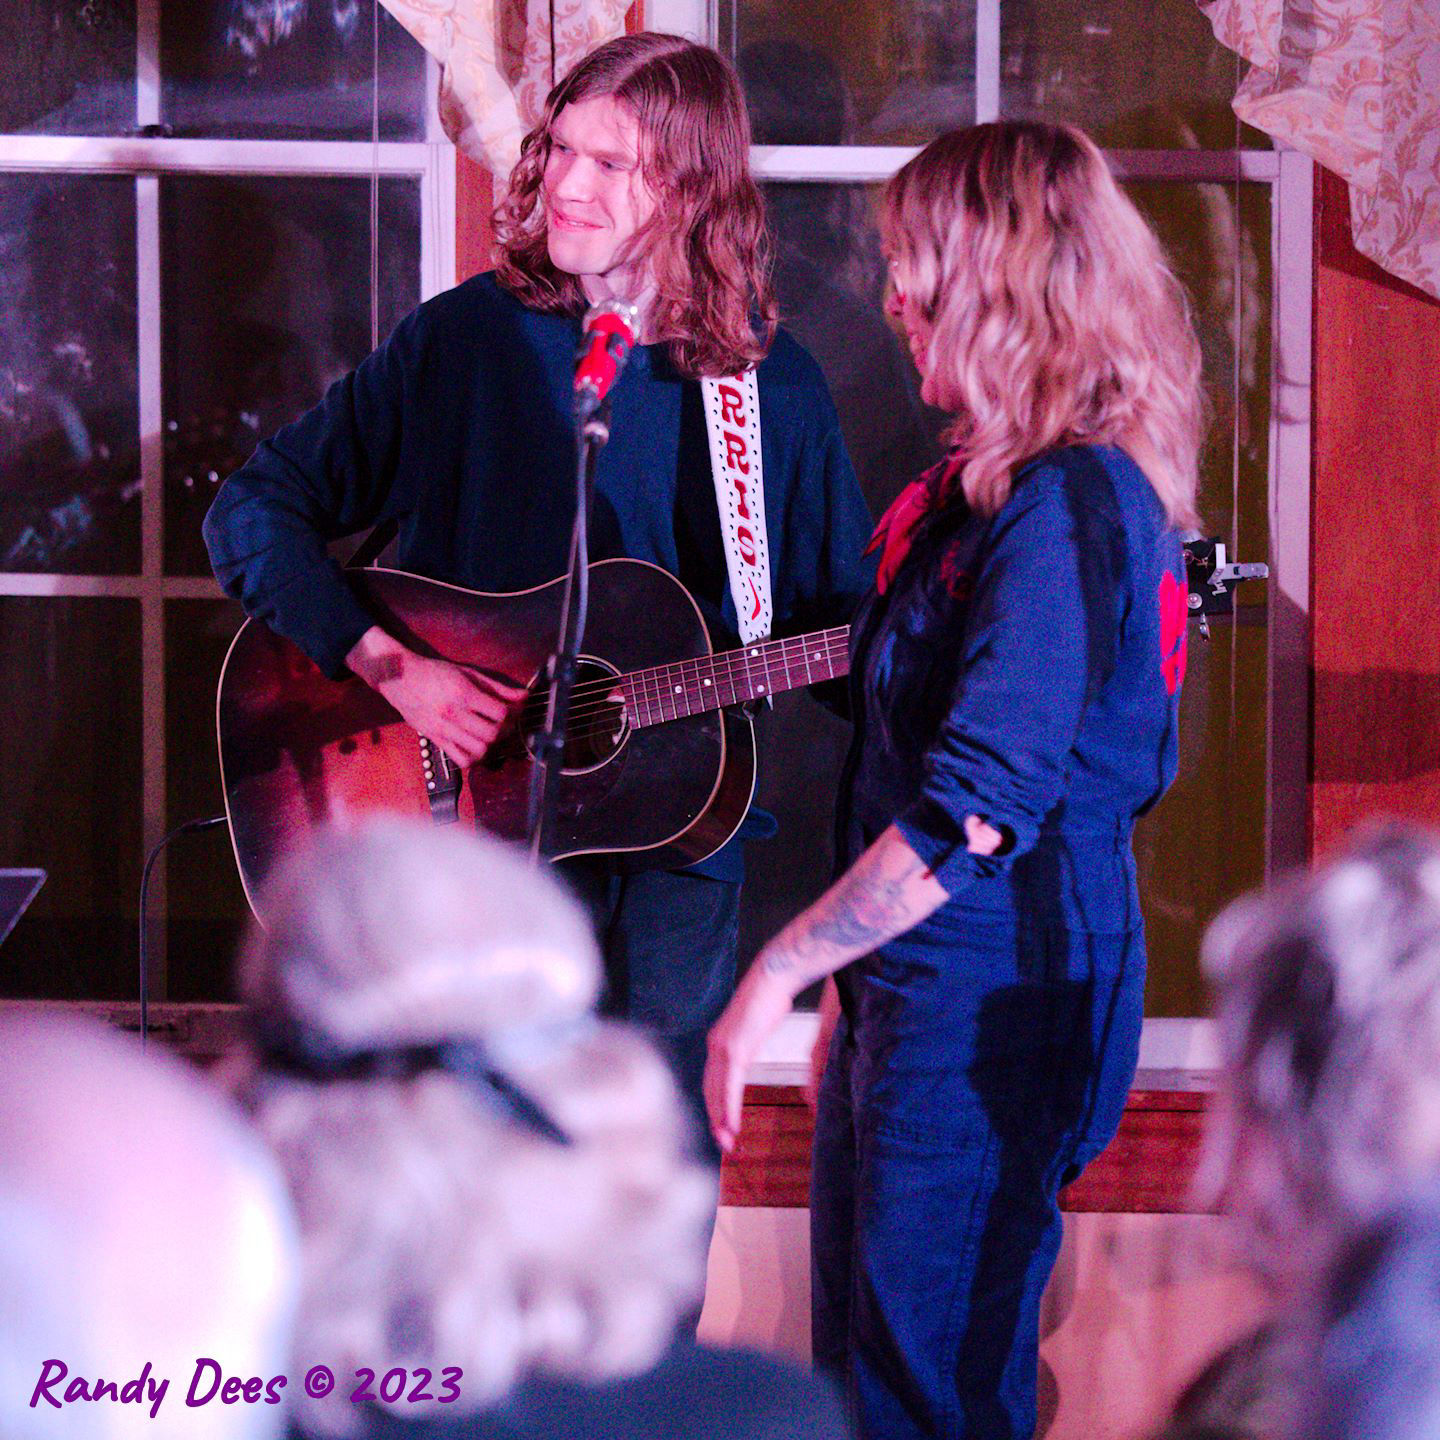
723, 431, 750, 474
737, 525, 758, 566
718, 384, 746, 426
729, 473, 751, 520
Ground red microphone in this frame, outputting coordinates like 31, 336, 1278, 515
574, 300, 640, 417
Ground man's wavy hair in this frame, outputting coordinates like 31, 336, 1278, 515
1198, 822, 1440, 1282
881, 121, 1204, 527
495, 32, 777, 378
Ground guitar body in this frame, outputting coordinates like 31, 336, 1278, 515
217, 560, 756, 918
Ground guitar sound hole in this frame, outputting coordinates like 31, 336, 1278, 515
523, 658, 629, 773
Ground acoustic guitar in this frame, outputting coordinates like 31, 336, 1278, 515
217, 559, 850, 919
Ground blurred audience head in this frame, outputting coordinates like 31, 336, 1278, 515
880, 118, 1203, 528
1295, 1182, 1440, 1440
0, 1012, 297, 1440
236, 819, 714, 1437
1201, 821, 1440, 1281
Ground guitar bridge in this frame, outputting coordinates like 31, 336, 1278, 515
418, 734, 463, 824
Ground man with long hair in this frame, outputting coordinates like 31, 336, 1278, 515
204, 32, 873, 1149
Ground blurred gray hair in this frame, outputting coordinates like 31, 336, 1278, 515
1295, 1181, 1440, 1440
1199, 821, 1440, 1277
241, 818, 603, 1052
236, 821, 715, 1438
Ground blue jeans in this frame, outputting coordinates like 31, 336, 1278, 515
558, 860, 741, 1167
811, 903, 1144, 1440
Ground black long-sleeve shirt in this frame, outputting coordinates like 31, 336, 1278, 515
204, 271, 876, 878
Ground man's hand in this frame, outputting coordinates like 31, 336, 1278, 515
345, 626, 528, 769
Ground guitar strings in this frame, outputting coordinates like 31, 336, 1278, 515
517, 641, 854, 727
513, 629, 852, 718
515, 670, 854, 743
507, 670, 855, 753
515, 635, 852, 734
617, 638, 853, 726
512, 626, 853, 711
424, 633, 852, 764
492, 636, 852, 753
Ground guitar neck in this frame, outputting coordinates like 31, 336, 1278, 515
621, 626, 850, 729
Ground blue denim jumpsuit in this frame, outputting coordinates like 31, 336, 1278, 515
813, 444, 1187, 1439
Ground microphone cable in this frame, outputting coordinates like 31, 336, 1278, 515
138, 814, 228, 1049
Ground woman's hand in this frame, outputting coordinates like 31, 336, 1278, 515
704, 826, 954, 1152
704, 954, 802, 1154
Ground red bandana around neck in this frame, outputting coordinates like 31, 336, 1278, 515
865, 452, 964, 595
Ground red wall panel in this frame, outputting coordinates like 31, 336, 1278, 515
1311, 166, 1440, 855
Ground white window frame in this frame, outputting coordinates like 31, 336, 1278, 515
655, 0, 1313, 885
0, 3, 456, 995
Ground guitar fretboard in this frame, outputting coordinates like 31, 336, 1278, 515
621, 627, 850, 728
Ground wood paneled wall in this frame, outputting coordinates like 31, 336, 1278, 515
456, 153, 496, 283
1311, 167, 1440, 855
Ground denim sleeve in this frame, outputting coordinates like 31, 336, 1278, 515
201, 307, 426, 678
895, 473, 1120, 895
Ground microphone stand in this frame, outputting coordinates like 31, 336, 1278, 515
527, 392, 613, 864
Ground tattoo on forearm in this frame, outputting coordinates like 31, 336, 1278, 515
809, 875, 913, 950
761, 845, 936, 979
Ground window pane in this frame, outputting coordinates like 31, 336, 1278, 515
767, 182, 942, 511
0, 598, 142, 999
1001, 0, 1271, 150
0, 2, 137, 136
1129, 178, 1272, 1016
161, 1, 426, 140
166, 598, 248, 1002
726, 3, 976, 145
727, 0, 1269, 150
0, 174, 140, 575
741, 182, 943, 973
161, 174, 422, 576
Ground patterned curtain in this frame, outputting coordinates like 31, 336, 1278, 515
1197, 0, 1440, 299
379, 0, 633, 176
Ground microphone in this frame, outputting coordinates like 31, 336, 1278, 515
574, 300, 640, 418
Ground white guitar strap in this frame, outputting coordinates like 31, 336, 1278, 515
700, 368, 772, 645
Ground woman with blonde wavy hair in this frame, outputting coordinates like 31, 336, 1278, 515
235, 819, 846, 1440
706, 121, 1204, 1440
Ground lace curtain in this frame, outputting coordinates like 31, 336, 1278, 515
379, 0, 633, 176
1198, 0, 1440, 299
